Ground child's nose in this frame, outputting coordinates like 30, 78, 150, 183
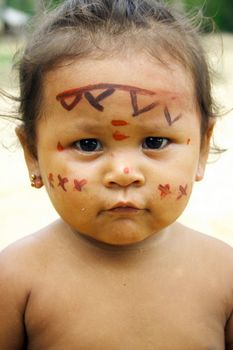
103, 164, 145, 188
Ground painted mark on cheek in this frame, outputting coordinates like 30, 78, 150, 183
111, 120, 129, 126
177, 184, 188, 200
164, 106, 182, 126
113, 131, 130, 141
57, 142, 64, 152
187, 138, 191, 145
158, 184, 171, 199
48, 173, 55, 188
73, 179, 87, 192
124, 167, 130, 174
58, 175, 69, 192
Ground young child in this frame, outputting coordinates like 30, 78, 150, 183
1, 0, 233, 349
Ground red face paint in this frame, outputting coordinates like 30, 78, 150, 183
158, 184, 171, 199
113, 131, 130, 141
57, 142, 64, 152
56, 83, 158, 117
124, 167, 130, 174
48, 173, 55, 188
73, 179, 87, 192
111, 120, 129, 126
177, 184, 188, 200
58, 175, 69, 192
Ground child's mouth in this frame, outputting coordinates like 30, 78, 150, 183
107, 202, 144, 214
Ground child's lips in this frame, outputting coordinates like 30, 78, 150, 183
106, 202, 147, 214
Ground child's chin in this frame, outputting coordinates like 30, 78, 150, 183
86, 230, 152, 247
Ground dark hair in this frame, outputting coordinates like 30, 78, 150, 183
15, 0, 216, 157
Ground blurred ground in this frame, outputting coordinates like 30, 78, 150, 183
0, 34, 233, 250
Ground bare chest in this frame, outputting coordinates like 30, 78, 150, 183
25, 268, 226, 350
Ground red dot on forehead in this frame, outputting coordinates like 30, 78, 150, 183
124, 167, 130, 174
111, 120, 129, 126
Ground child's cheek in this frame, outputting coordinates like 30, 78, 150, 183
45, 172, 88, 194
156, 182, 190, 201
151, 181, 193, 225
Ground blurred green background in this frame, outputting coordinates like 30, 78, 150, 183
0, 0, 233, 32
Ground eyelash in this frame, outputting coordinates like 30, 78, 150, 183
72, 137, 170, 153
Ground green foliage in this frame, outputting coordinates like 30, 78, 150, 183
183, 0, 233, 32
6, 0, 34, 14
4, 0, 233, 32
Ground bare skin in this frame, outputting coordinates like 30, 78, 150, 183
1, 54, 233, 348
0, 220, 233, 349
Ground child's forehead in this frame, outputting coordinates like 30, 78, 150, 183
43, 54, 195, 101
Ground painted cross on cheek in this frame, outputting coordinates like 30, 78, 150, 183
158, 184, 171, 199
48, 173, 55, 188
58, 175, 69, 192
177, 184, 188, 200
73, 179, 87, 192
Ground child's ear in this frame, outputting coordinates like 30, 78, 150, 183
16, 126, 43, 188
195, 120, 215, 182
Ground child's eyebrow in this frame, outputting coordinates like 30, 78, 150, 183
56, 83, 158, 116
73, 121, 107, 134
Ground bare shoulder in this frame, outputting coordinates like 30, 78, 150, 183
175, 223, 233, 268
0, 219, 69, 309
0, 220, 70, 349
0, 219, 68, 271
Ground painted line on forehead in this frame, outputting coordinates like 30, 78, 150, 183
111, 120, 129, 126
58, 174, 69, 192
56, 83, 156, 100
130, 90, 158, 117
57, 142, 64, 152
73, 178, 87, 192
158, 184, 171, 199
113, 131, 130, 141
177, 184, 188, 200
60, 93, 83, 111
84, 92, 104, 112
56, 83, 157, 114
164, 106, 182, 126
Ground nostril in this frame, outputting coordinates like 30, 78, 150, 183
134, 180, 142, 187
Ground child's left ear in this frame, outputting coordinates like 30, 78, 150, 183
16, 126, 44, 189
195, 120, 215, 182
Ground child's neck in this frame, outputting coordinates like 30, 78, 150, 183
68, 224, 172, 254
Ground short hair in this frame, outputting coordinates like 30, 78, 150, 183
16, 0, 216, 157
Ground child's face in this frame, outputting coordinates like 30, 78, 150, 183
26, 54, 211, 245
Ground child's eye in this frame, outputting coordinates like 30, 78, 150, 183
142, 137, 169, 150
73, 139, 103, 152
